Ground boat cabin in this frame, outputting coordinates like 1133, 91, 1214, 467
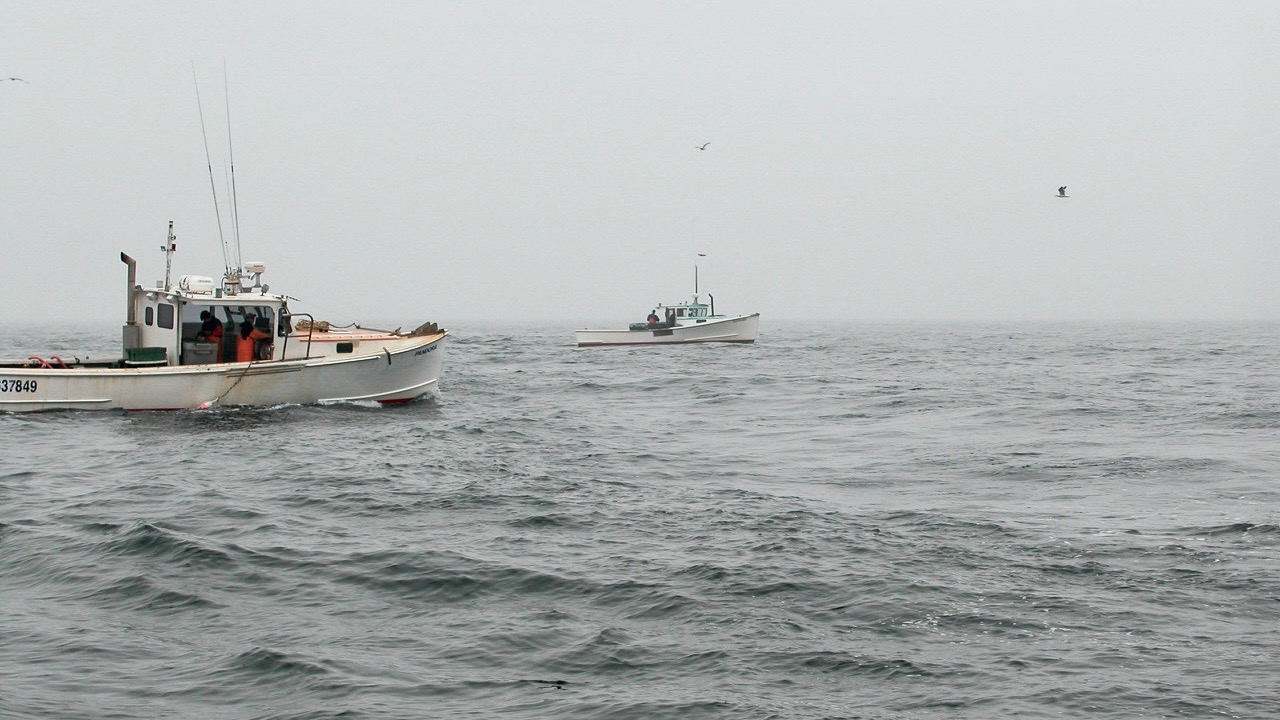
628, 296, 719, 331
121, 252, 293, 367
662, 300, 711, 322
657, 295, 717, 324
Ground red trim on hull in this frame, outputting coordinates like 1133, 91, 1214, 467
577, 339, 756, 347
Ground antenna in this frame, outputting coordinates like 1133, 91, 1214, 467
695, 253, 707, 295
223, 60, 243, 273
223, 167, 235, 240
162, 221, 177, 290
193, 63, 233, 277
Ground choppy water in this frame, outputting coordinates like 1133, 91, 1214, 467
2, 321, 1279, 719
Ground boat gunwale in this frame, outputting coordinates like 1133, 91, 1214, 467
0, 331, 447, 376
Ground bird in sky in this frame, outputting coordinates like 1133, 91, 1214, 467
697, 142, 710, 150
4, 77, 28, 83
1057, 186, 1068, 197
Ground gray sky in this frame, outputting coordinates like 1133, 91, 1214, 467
4, 2, 1278, 327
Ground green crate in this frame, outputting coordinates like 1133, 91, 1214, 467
126, 346, 167, 363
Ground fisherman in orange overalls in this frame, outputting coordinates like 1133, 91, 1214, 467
236, 315, 271, 362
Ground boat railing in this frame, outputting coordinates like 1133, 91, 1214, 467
285, 312, 316, 360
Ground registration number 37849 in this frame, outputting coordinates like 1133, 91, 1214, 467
0, 379, 38, 393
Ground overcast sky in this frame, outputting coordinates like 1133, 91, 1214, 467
3, 2, 1278, 328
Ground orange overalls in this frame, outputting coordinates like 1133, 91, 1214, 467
236, 327, 271, 362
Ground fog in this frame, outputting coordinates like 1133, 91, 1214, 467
3, 2, 1277, 328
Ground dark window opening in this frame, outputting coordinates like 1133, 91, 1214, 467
336, 342, 354, 353
157, 303, 175, 329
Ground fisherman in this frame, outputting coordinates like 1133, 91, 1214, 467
197, 310, 223, 341
196, 310, 224, 361
647, 309, 660, 326
236, 314, 271, 362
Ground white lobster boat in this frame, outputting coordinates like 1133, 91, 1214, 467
575, 294, 759, 347
0, 225, 446, 412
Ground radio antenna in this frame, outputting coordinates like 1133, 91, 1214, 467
192, 62, 233, 277
223, 60, 243, 273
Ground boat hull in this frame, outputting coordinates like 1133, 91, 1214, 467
576, 313, 759, 347
0, 332, 445, 412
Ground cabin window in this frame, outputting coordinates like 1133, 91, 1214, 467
144, 307, 154, 326
676, 308, 685, 317
157, 303, 175, 330
230, 306, 274, 335
336, 342, 354, 353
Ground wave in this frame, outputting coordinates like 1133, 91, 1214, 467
757, 650, 932, 678
1182, 522, 1280, 537
78, 574, 219, 613
99, 521, 237, 569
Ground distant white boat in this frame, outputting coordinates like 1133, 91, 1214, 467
0, 224, 446, 412
576, 293, 759, 347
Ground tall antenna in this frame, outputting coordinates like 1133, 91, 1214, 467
223, 60, 243, 273
193, 63, 233, 277
163, 221, 176, 290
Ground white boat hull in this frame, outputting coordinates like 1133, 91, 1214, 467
576, 313, 759, 347
0, 332, 445, 412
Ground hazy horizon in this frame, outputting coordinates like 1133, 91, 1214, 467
4, 2, 1278, 328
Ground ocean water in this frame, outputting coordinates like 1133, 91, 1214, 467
2, 321, 1278, 719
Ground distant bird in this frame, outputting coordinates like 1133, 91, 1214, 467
3, 77, 28, 83
1057, 186, 1069, 197
697, 142, 710, 150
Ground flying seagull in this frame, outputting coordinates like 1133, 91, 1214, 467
697, 142, 710, 150
1057, 186, 1068, 197
3, 77, 28, 83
